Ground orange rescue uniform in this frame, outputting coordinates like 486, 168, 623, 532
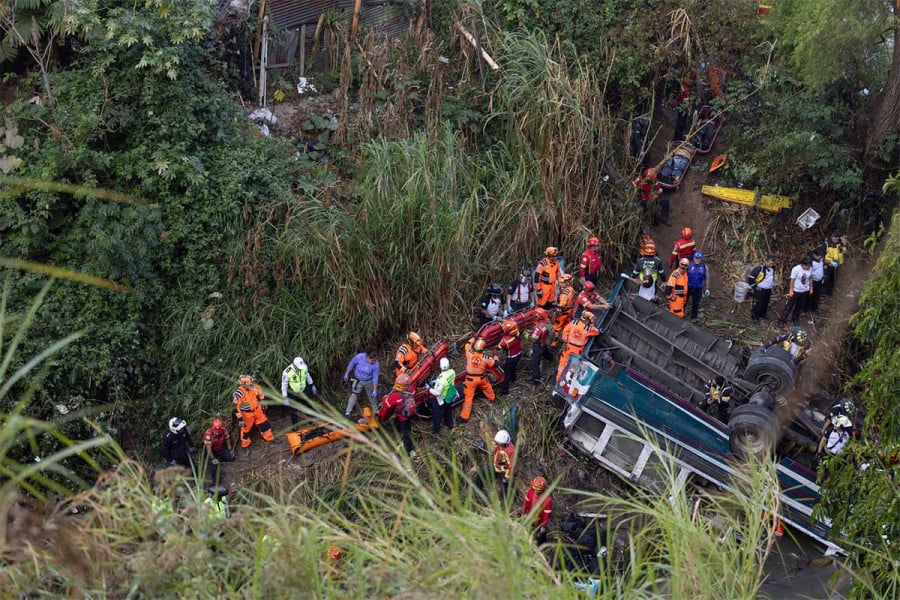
233, 383, 274, 448
551, 283, 576, 345
534, 257, 561, 308
666, 269, 689, 318
394, 341, 425, 377
556, 319, 599, 380
460, 348, 496, 421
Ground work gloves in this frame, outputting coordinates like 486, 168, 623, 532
703, 289, 711, 298
343, 373, 349, 382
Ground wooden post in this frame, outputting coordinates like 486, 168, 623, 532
299, 24, 306, 77
458, 25, 500, 71
258, 16, 268, 107
349, 0, 363, 43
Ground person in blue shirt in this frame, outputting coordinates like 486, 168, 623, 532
686, 251, 709, 320
343, 348, 381, 418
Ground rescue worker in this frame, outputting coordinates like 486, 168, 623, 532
821, 398, 858, 439
322, 545, 344, 583
202, 485, 230, 521
747, 254, 776, 325
203, 416, 235, 485
621, 272, 657, 302
550, 273, 576, 346
763, 328, 810, 364
807, 247, 825, 312
632, 240, 665, 291
669, 227, 696, 268
665, 259, 690, 318
703, 376, 733, 421
426, 357, 457, 434
162, 417, 196, 470
492, 429, 516, 495
820, 232, 846, 297
378, 374, 417, 457
817, 414, 852, 458
579, 237, 603, 286
686, 251, 710, 320
478, 283, 505, 326
572, 281, 611, 321
232, 375, 276, 454
394, 332, 427, 377
343, 348, 380, 418
557, 311, 599, 381
534, 247, 561, 309
497, 319, 523, 395
507, 268, 534, 313
528, 308, 553, 384
281, 356, 319, 426
778, 256, 813, 327
459, 338, 497, 422
521, 476, 552, 545
633, 167, 667, 224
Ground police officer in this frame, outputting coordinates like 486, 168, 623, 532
281, 356, 319, 426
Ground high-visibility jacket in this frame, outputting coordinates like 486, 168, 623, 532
204, 496, 229, 520
534, 257, 560, 303
824, 239, 845, 267
233, 384, 264, 413
466, 348, 495, 376
747, 264, 775, 289
281, 364, 311, 396
633, 256, 664, 283
704, 380, 733, 404
669, 236, 696, 267
557, 285, 576, 312
493, 442, 516, 482
579, 248, 602, 279
429, 368, 458, 404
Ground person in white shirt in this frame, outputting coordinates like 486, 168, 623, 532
747, 254, 776, 324
817, 414, 851, 457
807, 248, 825, 311
778, 256, 812, 327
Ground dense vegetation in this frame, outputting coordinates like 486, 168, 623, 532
1, 0, 898, 596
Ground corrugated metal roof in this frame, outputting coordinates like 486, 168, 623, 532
269, 0, 356, 31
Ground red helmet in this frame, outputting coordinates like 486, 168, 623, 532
211, 417, 224, 430
641, 241, 657, 257
587, 236, 600, 247
327, 546, 343, 560
501, 320, 519, 335
681, 227, 692, 239
644, 167, 657, 178
583, 281, 596, 292
395, 374, 411, 388
531, 476, 547, 492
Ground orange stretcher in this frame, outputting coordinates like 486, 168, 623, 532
286, 408, 378, 456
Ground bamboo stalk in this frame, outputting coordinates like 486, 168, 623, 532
458, 25, 499, 71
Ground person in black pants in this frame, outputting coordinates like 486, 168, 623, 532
527, 309, 553, 384
162, 417, 196, 471
778, 257, 813, 327
747, 254, 776, 324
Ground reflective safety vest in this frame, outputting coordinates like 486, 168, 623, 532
824, 240, 845, 266
435, 368, 457, 403
782, 340, 806, 360
563, 321, 597, 349
285, 365, 308, 394
556, 285, 575, 311
204, 496, 228, 520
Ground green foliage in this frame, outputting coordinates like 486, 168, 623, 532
0, 0, 65, 63
767, 0, 892, 90
816, 199, 900, 599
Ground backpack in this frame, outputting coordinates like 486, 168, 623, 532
398, 391, 417, 419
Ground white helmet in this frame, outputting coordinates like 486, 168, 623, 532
293, 356, 306, 370
834, 415, 852, 429
169, 417, 187, 435
439, 357, 450, 371
494, 429, 511, 445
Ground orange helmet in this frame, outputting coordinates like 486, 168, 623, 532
327, 546, 343, 560
211, 417, 224, 429
533, 307, 549, 320
681, 227, 692, 239
408, 332, 422, 346
531, 476, 547, 492
583, 281, 596, 292
641, 240, 657, 257
560, 273, 573, 284
239, 374, 253, 386
473, 339, 487, 352
545, 247, 558, 257
587, 236, 600, 246
644, 167, 657, 178
581, 311, 594, 321
501, 320, 519, 335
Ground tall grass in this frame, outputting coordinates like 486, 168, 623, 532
2, 398, 800, 598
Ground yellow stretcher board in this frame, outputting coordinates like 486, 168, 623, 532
701, 185, 793, 213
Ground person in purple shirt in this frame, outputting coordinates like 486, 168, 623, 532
344, 347, 380, 417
